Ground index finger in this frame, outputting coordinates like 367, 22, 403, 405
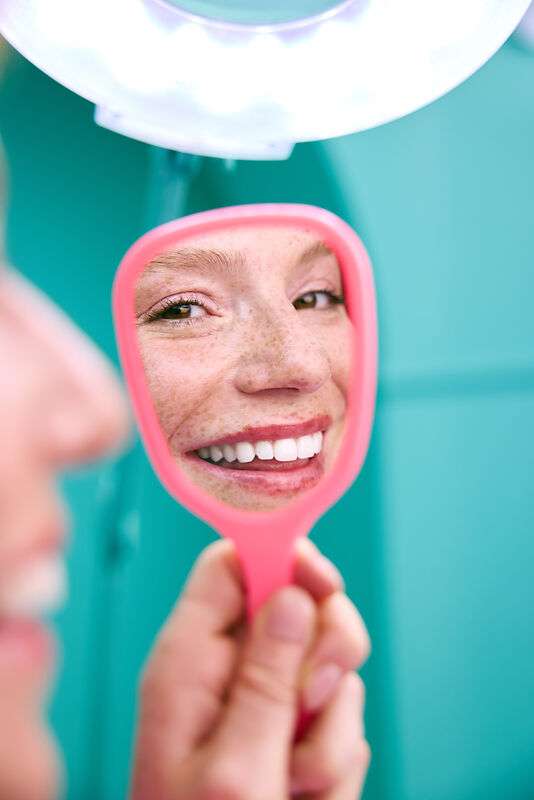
174, 540, 244, 635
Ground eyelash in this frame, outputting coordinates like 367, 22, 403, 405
144, 290, 345, 325
143, 295, 211, 325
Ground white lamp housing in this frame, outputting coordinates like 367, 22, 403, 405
0, 0, 531, 159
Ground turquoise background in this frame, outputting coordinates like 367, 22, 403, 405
1, 33, 534, 800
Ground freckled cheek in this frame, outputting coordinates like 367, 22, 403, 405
138, 340, 218, 437
325, 324, 352, 403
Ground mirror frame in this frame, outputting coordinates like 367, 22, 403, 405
113, 203, 377, 543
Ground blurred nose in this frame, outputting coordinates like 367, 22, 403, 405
233, 301, 331, 395
44, 356, 130, 469
7, 272, 130, 469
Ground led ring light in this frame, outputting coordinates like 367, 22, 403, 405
0, 0, 530, 159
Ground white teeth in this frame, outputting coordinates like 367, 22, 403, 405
296, 434, 316, 459
0, 556, 67, 618
273, 438, 298, 462
222, 444, 237, 463
197, 431, 324, 463
210, 445, 223, 463
255, 440, 274, 460
236, 442, 255, 463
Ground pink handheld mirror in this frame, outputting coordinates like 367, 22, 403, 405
113, 203, 377, 616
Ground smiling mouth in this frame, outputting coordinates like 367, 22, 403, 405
184, 418, 329, 495
0, 554, 67, 672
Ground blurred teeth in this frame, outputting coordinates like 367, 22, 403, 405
0, 556, 67, 618
197, 431, 324, 464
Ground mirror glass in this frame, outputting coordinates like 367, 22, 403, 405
134, 223, 353, 512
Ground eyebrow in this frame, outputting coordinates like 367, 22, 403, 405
142, 247, 245, 278
298, 241, 335, 265
141, 240, 335, 280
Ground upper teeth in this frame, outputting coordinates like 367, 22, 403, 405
0, 556, 67, 618
197, 432, 323, 464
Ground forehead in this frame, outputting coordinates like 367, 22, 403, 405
178, 223, 322, 257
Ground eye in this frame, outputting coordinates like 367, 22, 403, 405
293, 290, 344, 310
144, 296, 209, 323
155, 301, 206, 320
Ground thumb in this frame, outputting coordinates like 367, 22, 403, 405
211, 587, 315, 791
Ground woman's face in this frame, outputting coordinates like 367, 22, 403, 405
135, 224, 352, 512
0, 270, 128, 800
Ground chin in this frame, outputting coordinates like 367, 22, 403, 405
0, 718, 62, 800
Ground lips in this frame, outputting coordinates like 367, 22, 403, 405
0, 554, 67, 674
188, 452, 324, 496
0, 618, 55, 672
184, 416, 330, 497
193, 415, 331, 450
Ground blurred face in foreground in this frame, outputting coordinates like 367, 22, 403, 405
0, 269, 128, 800
135, 225, 352, 512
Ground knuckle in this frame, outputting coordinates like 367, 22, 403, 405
198, 762, 248, 800
139, 663, 159, 703
322, 594, 371, 670
196, 540, 233, 574
360, 626, 372, 663
348, 671, 366, 705
355, 738, 372, 770
348, 619, 371, 669
339, 671, 366, 712
137, 670, 169, 729
237, 657, 295, 708
306, 749, 346, 791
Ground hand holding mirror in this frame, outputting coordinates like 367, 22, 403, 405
113, 204, 377, 616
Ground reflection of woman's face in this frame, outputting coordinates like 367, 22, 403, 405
135, 225, 352, 511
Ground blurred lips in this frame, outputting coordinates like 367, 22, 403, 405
0, 618, 55, 674
0, 547, 67, 677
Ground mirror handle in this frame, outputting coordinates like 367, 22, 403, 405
231, 533, 315, 741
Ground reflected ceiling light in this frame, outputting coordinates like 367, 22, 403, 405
0, 0, 530, 159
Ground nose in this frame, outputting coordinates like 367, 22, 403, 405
44, 352, 130, 468
41, 331, 131, 470
6, 272, 130, 469
233, 302, 331, 396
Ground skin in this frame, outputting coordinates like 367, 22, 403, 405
132, 539, 371, 800
0, 233, 369, 800
135, 225, 353, 511
0, 268, 130, 800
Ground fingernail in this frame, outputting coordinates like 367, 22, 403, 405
264, 588, 312, 643
303, 663, 343, 711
